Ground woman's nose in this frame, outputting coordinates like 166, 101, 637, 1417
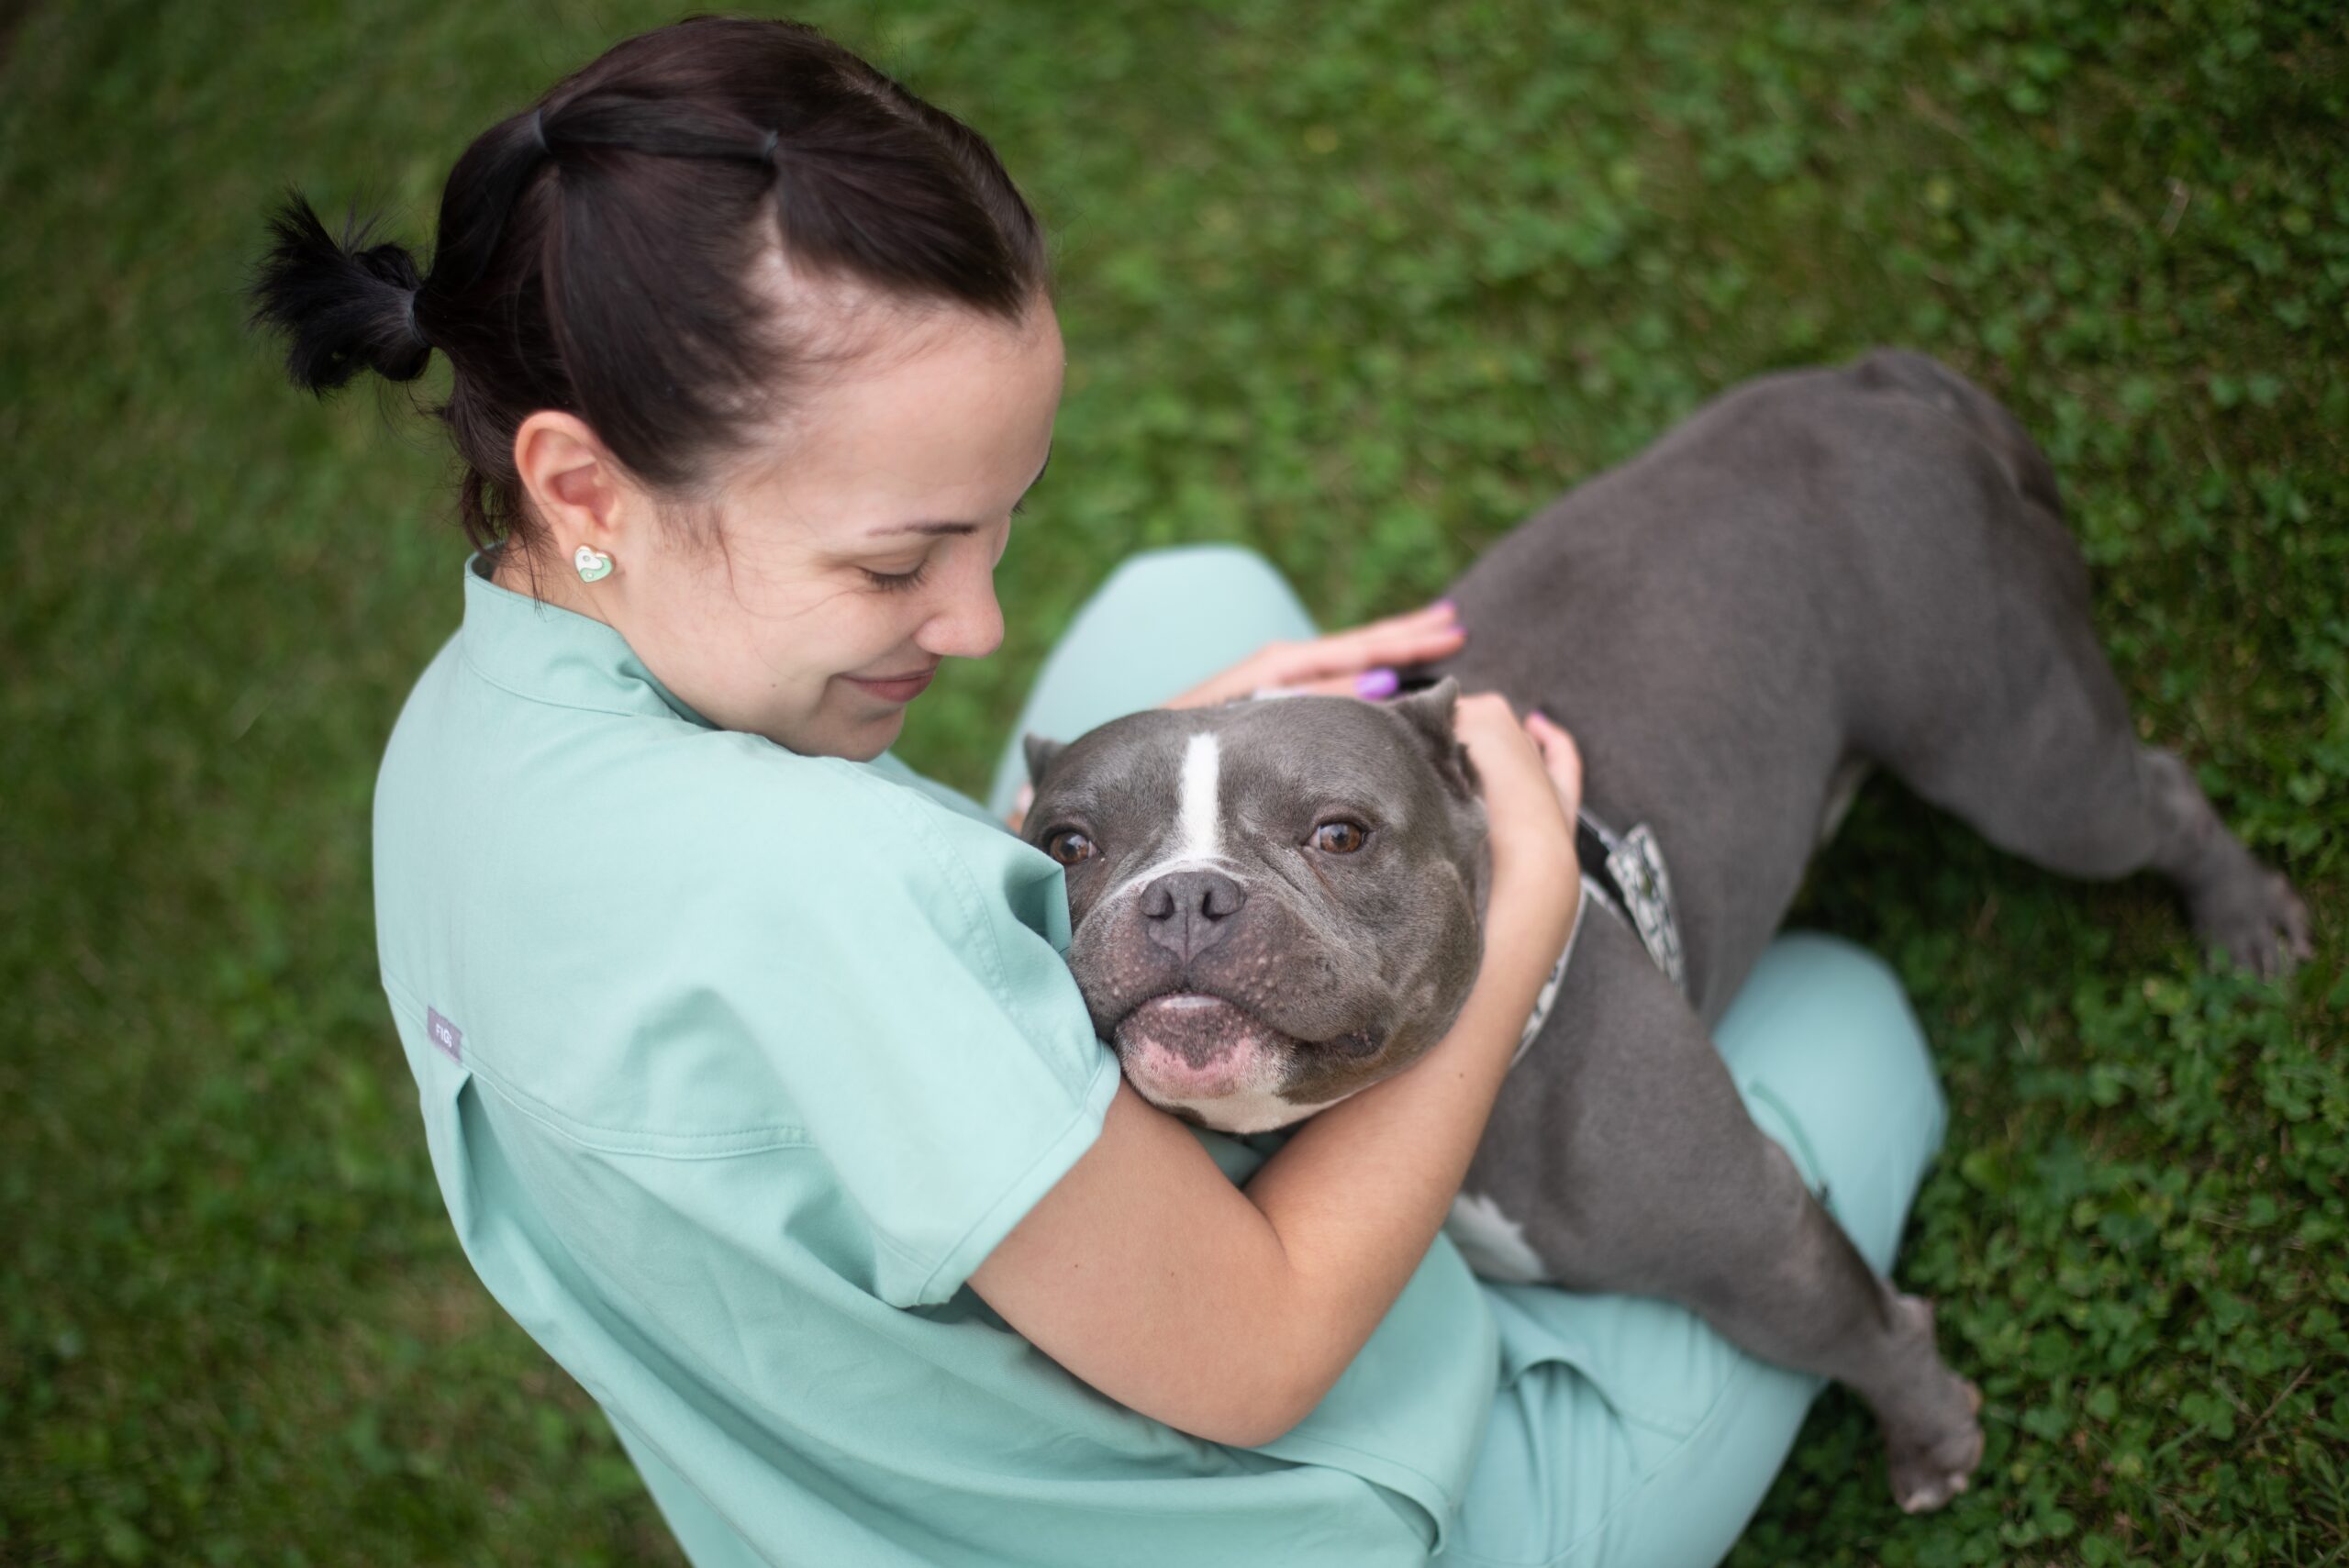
917, 567, 1004, 661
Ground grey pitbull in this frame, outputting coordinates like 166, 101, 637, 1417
1017, 349, 2312, 1513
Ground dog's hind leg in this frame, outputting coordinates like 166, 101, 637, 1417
1470, 915, 1984, 1512
1837, 352, 2311, 977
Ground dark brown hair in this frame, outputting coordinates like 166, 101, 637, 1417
245, 15, 1051, 567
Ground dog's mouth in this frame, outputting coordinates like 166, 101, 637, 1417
1111, 992, 1384, 1105
1113, 994, 1290, 1100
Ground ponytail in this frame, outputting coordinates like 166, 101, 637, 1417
247, 196, 432, 392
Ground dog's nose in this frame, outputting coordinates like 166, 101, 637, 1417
1140, 869, 1248, 962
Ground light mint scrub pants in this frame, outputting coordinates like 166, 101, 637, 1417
985, 545, 1949, 1568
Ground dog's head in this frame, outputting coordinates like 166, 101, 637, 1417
1022, 680, 1487, 1133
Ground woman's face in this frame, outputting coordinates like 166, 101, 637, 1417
513, 294, 1063, 761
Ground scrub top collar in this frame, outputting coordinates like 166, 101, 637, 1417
456, 547, 717, 730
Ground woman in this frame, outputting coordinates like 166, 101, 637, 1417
248, 17, 1949, 1566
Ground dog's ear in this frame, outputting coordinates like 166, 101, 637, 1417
1386, 677, 1479, 799
1022, 732, 1066, 785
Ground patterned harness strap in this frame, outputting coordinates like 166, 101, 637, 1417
1575, 810, 1687, 993
1508, 808, 1688, 1069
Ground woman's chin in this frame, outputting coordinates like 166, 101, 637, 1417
761, 701, 904, 761
838, 706, 907, 760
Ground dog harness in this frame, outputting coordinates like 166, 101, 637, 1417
1508, 808, 1688, 1067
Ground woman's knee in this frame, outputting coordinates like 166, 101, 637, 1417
1085, 543, 1316, 641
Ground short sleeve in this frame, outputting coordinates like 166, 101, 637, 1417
706, 757, 1120, 1309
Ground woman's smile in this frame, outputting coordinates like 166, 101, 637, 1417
843, 664, 939, 705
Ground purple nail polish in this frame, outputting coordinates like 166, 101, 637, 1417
1355, 667, 1400, 700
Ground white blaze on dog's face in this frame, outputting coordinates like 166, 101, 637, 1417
1020, 682, 1488, 1134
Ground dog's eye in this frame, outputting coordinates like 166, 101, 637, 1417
1046, 828, 1096, 866
1311, 820, 1368, 854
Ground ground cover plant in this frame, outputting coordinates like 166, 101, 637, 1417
2, 0, 2343, 1562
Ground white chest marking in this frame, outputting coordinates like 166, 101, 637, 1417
1177, 732, 1222, 862
1817, 757, 1874, 849
1151, 1083, 1348, 1137
1444, 1191, 1551, 1283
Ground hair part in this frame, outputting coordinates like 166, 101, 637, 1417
245, 16, 1052, 577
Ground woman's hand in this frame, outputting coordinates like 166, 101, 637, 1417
1451, 694, 1583, 947
1163, 600, 1465, 708
1528, 709, 1584, 824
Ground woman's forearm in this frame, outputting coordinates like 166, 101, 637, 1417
965, 877, 1581, 1451
1236, 872, 1581, 1437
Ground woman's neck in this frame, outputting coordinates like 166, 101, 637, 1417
489, 539, 611, 627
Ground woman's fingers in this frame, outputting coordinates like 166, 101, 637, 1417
1524, 710, 1584, 819
1454, 695, 1574, 852
1166, 601, 1464, 710
1342, 599, 1464, 653
1317, 604, 1465, 670
1251, 669, 1411, 700
1252, 602, 1464, 687
1451, 694, 1550, 806
1453, 696, 1579, 948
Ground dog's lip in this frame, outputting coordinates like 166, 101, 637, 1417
1114, 994, 1287, 1100
1137, 991, 1233, 1013
1119, 990, 1287, 1031
1115, 991, 1379, 1056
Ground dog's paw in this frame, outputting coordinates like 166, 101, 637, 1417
1887, 1376, 1983, 1513
1879, 1296, 1985, 1515
2192, 864, 2313, 981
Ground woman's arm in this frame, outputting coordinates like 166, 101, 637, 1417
970, 698, 1582, 1448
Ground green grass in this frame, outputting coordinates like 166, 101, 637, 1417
3, 0, 2343, 1562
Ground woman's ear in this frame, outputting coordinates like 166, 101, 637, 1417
513, 410, 636, 557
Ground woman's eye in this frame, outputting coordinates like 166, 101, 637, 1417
1046, 828, 1095, 865
862, 562, 930, 594
1311, 820, 1368, 854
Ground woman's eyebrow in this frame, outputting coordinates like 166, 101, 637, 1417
868, 520, 980, 538
865, 447, 1052, 538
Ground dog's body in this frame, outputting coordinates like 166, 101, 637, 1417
1019, 350, 2310, 1510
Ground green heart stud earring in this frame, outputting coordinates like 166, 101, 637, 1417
573, 543, 614, 584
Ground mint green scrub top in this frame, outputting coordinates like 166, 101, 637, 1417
373, 553, 1504, 1566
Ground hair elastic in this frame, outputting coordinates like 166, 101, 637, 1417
402, 287, 429, 350
759, 128, 780, 168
